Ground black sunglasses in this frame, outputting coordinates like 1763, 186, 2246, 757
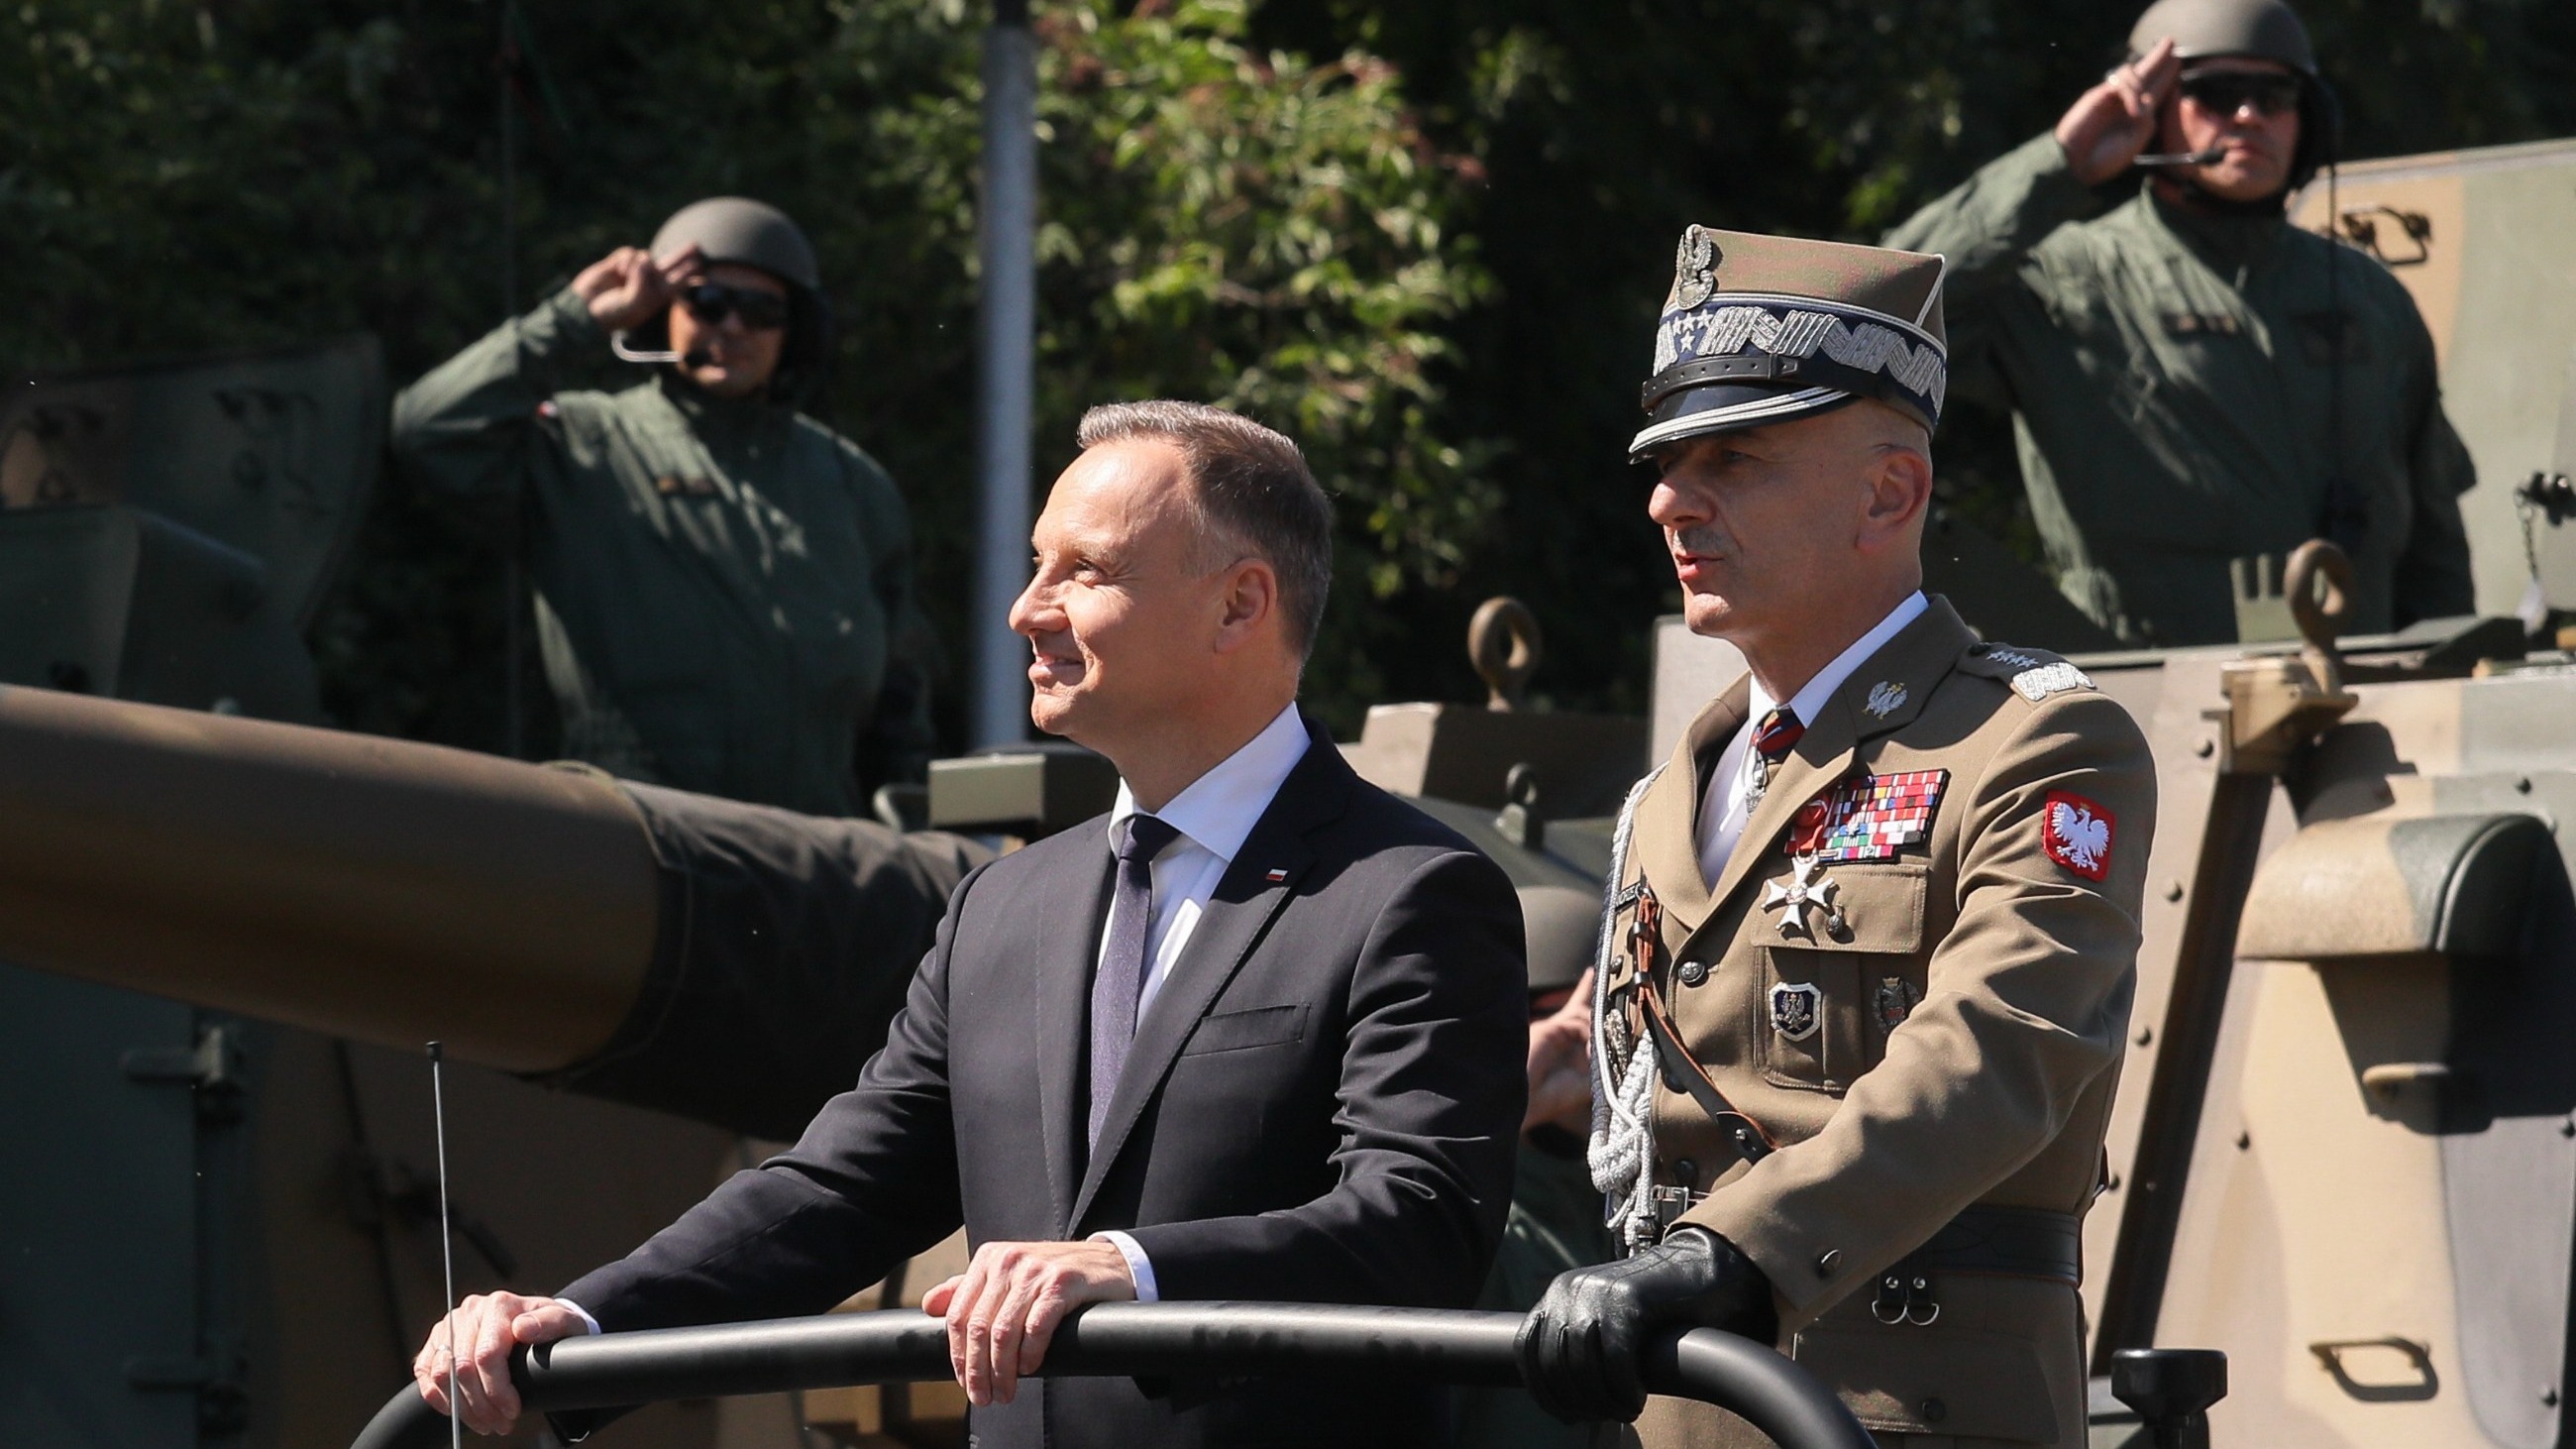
681, 282, 791, 331
2178, 72, 2303, 119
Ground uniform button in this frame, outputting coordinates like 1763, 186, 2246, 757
1920, 1397, 1948, 1424
1815, 1249, 1843, 1278
1671, 1159, 1697, 1183
1676, 958, 1710, 987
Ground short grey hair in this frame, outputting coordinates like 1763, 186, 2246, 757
1074, 400, 1334, 657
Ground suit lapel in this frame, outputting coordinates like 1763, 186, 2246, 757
1038, 837, 1118, 1236
1704, 600, 1972, 912
1067, 717, 1347, 1230
1632, 679, 1746, 942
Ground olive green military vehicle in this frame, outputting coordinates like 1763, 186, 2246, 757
6, 135, 2576, 1449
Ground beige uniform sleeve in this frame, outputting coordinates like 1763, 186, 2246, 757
1683, 688, 2154, 1327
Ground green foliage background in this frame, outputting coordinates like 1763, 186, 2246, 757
8, 0, 2573, 753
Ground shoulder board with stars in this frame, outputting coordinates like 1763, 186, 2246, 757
1956, 640, 2095, 702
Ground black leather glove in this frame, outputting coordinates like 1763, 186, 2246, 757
1514, 1227, 1777, 1424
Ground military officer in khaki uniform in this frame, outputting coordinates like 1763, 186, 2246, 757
1517, 229, 2156, 1448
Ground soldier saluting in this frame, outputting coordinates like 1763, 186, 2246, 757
393, 198, 937, 816
1517, 230, 2155, 1448
1885, 0, 2476, 646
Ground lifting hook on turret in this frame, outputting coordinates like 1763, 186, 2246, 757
2216, 538, 2359, 775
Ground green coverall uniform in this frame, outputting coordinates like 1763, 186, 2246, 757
1886, 132, 2477, 645
391, 286, 936, 817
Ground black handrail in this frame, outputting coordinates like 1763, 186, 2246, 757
351, 1302, 1873, 1449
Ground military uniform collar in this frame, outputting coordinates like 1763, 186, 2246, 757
1746, 592, 1929, 731
655, 371, 786, 433
2139, 180, 2285, 275
1633, 596, 1977, 934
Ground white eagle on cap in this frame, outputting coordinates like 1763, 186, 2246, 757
2049, 799, 2110, 873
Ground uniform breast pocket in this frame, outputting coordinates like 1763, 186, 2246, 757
1757, 861, 1928, 1092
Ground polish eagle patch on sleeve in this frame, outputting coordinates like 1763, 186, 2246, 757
2042, 791, 2115, 880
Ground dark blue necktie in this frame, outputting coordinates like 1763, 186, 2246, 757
1090, 813, 1181, 1150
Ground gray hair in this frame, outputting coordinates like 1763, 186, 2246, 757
1074, 400, 1334, 658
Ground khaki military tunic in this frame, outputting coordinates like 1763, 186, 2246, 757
1602, 598, 2153, 1448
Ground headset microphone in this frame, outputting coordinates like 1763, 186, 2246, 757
608, 332, 716, 369
610, 332, 683, 365
2136, 148, 2227, 167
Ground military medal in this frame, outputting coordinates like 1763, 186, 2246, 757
1798, 769, 1947, 864
1789, 798, 1833, 854
1761, 854, 1840, 941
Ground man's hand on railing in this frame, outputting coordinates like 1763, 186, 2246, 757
1516, 1228, 1777, 1423
411, 1291, 589, 1437
923, 1238, 1137, 1406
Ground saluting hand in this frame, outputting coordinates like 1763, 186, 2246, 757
411, 1290, 590, 1437
573, 243, 702, 334
924, 1239, 1137, 1407
2055, 37, 2181, 185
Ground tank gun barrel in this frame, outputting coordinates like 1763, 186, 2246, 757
0, 683, 659, 1073
0, 683, 985, 1137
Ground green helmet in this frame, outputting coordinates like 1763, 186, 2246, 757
2127, 0, 2338, 192
2127, 0, 2317, 76
650, 196, 821, 291
635, 196, 834, 402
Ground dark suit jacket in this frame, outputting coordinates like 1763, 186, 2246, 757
559, 715, 1528, 1447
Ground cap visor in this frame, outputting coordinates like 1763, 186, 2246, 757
1628, 385, 1854, 459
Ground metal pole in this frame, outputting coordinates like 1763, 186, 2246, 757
347, 1304, 1878, 1449
498, 3, 525, 759
970, 0, 1038, 748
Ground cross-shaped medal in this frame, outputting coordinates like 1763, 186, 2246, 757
1762, 855, 1841, 942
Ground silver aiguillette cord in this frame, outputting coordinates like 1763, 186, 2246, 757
429, 1042, 462, 1449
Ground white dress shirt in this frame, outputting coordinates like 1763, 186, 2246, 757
1089, 701, 1311, 1298
1696, 592, 1927, 885
562, 704, 1311, 1335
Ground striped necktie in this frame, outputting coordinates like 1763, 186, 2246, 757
1745, 706, 1805, 806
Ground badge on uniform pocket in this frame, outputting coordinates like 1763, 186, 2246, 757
1876, 976, 1921, 1032
1770, 981, 1823, 1043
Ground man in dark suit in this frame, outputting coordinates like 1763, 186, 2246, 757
412, 400, 1529, 1446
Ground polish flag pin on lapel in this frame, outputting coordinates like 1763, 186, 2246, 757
1265, 867, 1289, 883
